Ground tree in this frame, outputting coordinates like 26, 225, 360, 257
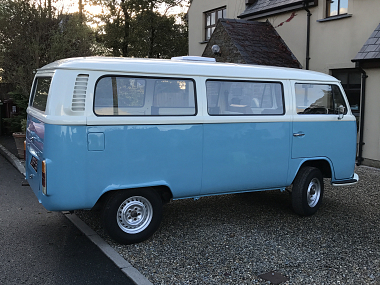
0, 0, 96, 131
129, 10, 187, 58
49, 13, 95, 61
94, 0, 188, 58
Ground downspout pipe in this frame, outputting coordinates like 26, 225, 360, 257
303, 1, 311, 70
356, 64, 367, 166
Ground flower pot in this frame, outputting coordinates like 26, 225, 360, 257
12, 132, 26, 159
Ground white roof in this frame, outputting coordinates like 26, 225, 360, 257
38, 57, 337, 82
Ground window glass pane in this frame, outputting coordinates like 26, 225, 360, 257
331, 69, 360, 112
332, 85, 347, 113
154, 80, 194, 106
346, 90, 360, 112
206, 28, 211, 40
116, 77, 145, 107
295, 84, 347, 114
32, 77, 52, 112
328, 0, 338, 16
95, 77, 196, 116
211, 12, 215, 25
94, 77, 113, 115
349, 72, 361, 88
206, 81, 220, 108
153, 79, 195, 115
334, 72, 348, 86
296, 84, 331, 114
217, 10, 223, 19
340, 0, 348, 14
222, 8, 226, 17
206, 80, 284, 116
206, 14, 211, 26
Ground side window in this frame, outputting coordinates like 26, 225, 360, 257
94, 76, 196, 116
31, 77, 52, 112
295, 83, 347, 115
206, 80, 284, 116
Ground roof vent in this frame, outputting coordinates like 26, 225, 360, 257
171, 56, 216, 62
71, 74, 89, 112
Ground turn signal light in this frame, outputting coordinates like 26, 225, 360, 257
23, 141, 26, 160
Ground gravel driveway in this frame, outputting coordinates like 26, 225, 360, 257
76, 166, 380, 284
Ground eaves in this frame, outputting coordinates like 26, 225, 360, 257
238, 0, 318, 20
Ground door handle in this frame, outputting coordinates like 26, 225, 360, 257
293, 132, 305, 137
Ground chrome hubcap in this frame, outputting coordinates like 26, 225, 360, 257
307, 178, 321, 207
117, 196, 153, 234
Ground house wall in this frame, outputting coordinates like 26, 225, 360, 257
188, 0, 246, 56
361, 69, 380, 167
262, 0, 379, 73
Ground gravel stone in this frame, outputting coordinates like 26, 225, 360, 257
76, 166, 380, 284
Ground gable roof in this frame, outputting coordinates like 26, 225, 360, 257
202, 19, 302, 69
239, 0, 316, 20
352, 23, 380, 63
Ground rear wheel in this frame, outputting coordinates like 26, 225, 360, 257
292, 167, 324, 216
102, 188, 162, 244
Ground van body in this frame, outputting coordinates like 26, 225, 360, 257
26, 57, 358, 244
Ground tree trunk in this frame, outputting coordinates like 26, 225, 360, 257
121, 0, 130, 57
148, 15, 155, 58
148, 3, 155, 58
79, 0, 83, 22
48, 0, 51, 19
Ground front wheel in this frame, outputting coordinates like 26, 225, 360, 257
292, 167, 324, 216
102, 188, 163, 244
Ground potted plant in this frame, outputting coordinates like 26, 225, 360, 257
12, 118, 27, 159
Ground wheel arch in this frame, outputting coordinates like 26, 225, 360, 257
292, 158, 333, 185
92, 185, 173, 211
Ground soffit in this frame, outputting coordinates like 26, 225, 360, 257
239, 0, 316, 19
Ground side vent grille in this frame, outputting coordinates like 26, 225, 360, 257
72, 74, 89, 112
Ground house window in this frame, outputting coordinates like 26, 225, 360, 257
205, 7, 226, 41
326, 0, 348, 17
331, 69, 361, 117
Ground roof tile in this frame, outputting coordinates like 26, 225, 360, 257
207, 19, 301, 68
353, 23, 380, 62
365, 38, 378, 45
365, 45, 378, 52
364, 52, 379, 59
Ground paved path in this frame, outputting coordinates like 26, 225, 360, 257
0, 153, 135, 285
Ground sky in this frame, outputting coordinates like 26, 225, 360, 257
55, 0, 104, 15
55, 0, 188, 16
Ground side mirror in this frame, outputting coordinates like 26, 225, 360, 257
338, 105, 345, 120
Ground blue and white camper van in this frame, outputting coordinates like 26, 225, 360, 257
26, 56, 358, 244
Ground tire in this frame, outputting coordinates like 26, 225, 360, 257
292, 166, 324, 216
102, 188, 163, 244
